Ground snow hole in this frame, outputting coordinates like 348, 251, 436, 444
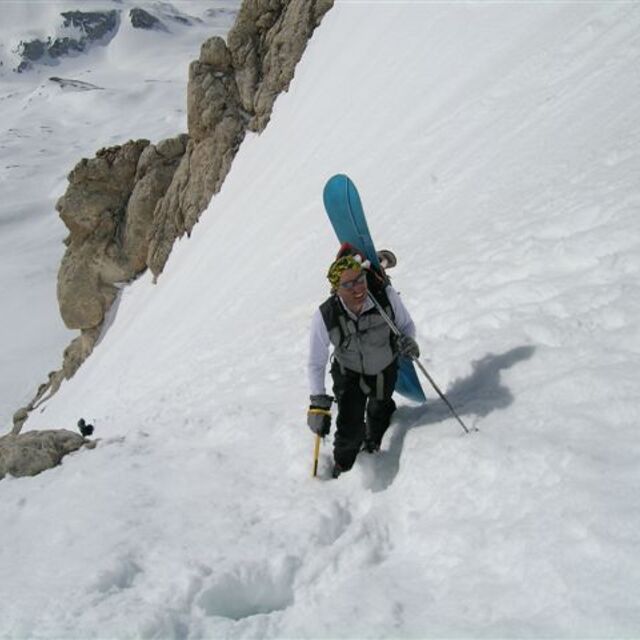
196, 558, 298, 620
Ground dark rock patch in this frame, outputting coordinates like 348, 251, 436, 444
15, 10, 119, 72
49, 76, 104, 91
60, 10, 119, 43
130, 8, 168, 32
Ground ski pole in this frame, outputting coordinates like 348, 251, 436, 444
411, 356, 474, 434
367, 293, 475, 434
312, 434, 321, 477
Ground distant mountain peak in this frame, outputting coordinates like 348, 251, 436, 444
15, 10, 119, 73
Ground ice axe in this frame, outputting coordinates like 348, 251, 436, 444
312, 434, 321, 477
368, 293, 477, 434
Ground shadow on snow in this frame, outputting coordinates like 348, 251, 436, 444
366, 345, 536, 492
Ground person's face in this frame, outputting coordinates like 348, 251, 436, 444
337, 268, 368, 312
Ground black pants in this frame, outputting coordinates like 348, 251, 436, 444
330, 360, 398, 470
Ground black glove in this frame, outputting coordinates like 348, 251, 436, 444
307, 394, 333, 436
398, 334, 420, 359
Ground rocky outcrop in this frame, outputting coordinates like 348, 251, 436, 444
12, 0, 334, 434
229, 0, 334, 132
12, 136, 187, 434
12, 327, 102, 433
0, 429, 93, 480
56, 139, 148, 330
49, 77, 104, 92
56, 136, 188, 329
16, 11, 119, 73
130, 8, 168, 32
61, 11, 119, 42
147, 0, 334, 277
146, 35, 246, 274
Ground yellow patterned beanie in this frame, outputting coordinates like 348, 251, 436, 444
327, 255, 367, 291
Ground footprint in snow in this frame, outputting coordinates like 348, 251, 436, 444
196, 556, 299, 621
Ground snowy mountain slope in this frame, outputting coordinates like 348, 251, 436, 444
0, 0, 238, 430
3, 2, 640, 637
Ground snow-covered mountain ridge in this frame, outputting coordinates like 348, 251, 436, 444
3, 2, 640, 637
0, 1, 239, 431
1, 2, 232, 73
1, 0, 331, 433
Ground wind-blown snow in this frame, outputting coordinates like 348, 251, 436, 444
3, 2, 640, 638
0, 0, 238, 430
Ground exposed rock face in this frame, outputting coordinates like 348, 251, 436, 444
229, 0, 334, 132
56, 139, 149, 330
18, 39, 47, 64
13, 0, 334, 433
16, 11, 119, 73
12, 135, 188, 433
147, 36, 246, 274
147, 0, 334, 277
130, 8, 168, 32
0, 430, 92, 480
127, 136, 190, 270
49, 76, 104, 92
61, 11, 119, 42
56, 136, 188, 330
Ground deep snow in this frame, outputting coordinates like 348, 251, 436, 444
0, 0, 238, 430
3, 1, 640, 638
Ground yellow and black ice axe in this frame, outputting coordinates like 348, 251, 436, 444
312, 434, 321, 478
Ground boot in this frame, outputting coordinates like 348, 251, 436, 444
362, 438, 380, 454
331, 462, 344, 479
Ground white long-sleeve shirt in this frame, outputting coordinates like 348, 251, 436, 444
307, 286, 416, 396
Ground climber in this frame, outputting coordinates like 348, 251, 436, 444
306, 246, 419, 478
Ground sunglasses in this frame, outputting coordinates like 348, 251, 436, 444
339, 272, 367, 290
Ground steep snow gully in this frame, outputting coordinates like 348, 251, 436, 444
3, 2, 640, 638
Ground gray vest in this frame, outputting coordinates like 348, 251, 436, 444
319, 294, 397, 376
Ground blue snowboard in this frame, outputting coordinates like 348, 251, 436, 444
323, 173, 427, 404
